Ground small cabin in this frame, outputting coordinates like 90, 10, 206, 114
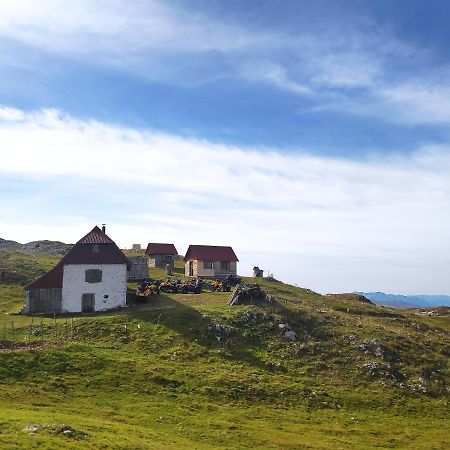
184, 245, 238, 278
145, 243, 178, 269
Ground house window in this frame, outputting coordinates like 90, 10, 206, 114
163, 255, 172, 261
92, 244, 100, 253
85, 269, 102, 283
203, 261, 213, 269
221, 261, 231, 271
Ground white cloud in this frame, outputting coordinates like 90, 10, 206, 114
0, 2, 415, 91
1, 106, 450, 294
0, 0, 273, 59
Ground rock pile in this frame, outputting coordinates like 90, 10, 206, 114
229, 283, 272, 306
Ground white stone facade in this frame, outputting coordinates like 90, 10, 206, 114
62, 263, 127, 313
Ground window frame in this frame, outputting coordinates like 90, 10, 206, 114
203, 260, 213, 269
85, 269, 102, 283
220, 261, 231, 271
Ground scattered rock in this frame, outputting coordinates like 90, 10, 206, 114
23, 425, 39, 434
356, 339, 398, 362
284, 330, 298, 342
361, 361, 394, 379
207, 320, 232, 342
344, 333, 358, 341
22, 423, 86, 438
411, 322, 429, 332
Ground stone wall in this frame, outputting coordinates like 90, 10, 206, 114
62, 264, 127, 313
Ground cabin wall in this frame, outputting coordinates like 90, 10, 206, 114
148, 254, 175, 269
25, 288, 62, 314
213, 261, 237, 277
62, 264, 127, 313
185, 260, 237, 277
185, 260, 199, 276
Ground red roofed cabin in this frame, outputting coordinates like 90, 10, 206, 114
184, 245, 239, 278
145, 243, 178, 269
24, 226, 130, 314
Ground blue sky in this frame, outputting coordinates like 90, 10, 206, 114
1, 0, 450, 294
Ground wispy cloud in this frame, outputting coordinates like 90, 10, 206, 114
1, 106, 450, 294
1, 0, 447, 128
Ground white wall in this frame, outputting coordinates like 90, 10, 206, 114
62, 264, 127, 313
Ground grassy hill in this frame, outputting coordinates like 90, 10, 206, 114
0, 253, 448, 449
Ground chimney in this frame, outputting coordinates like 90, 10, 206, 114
102, 224, 106, 233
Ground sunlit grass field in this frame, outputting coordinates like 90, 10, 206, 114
0, 253, 448, 449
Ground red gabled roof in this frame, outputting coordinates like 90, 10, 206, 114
25, 263, 64, 290
25, 226, 130, 290
77, 226, 115, 244
184, 245, 239, 262
145, 243, 178, 256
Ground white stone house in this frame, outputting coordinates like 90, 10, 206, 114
24, 226, 130, 314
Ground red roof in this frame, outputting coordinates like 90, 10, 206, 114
25, 226, 130, 290
184, 245, 238, 262
145, 243, 178, 255
25, 264, 64, 290
77, 226, 116, 244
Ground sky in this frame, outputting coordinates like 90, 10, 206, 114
1, 0, 450, 295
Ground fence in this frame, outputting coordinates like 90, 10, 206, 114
0, 313, 163, 352
0, 316, 76, 350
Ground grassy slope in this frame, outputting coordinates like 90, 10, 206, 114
0, 255, 448, 449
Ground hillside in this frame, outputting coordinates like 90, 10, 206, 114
0, 251, 448, 449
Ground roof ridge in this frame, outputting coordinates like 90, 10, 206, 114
77, 226, 115, 244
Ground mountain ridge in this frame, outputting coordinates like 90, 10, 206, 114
357, 291, 450, 308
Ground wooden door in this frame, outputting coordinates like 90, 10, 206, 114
189, 261, 194, 276
82, 294, 95, 313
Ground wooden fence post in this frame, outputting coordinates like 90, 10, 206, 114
54, 314, 58, 345
40, 318, 44, 348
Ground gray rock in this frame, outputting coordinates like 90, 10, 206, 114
284, 330, 298, 341
23, 425, 39, 433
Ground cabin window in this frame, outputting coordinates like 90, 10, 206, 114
203, 261, 213, 269
221, 261, 231, 271
92, 244, 100, 253
163, 255, 172, 261
85, 269, 102, 283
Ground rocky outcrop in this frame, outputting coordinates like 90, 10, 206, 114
0, 238, 72, 256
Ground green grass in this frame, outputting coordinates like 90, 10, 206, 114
0, 254, 449, 449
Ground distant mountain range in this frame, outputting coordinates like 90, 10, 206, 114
356, 292, 450, 309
